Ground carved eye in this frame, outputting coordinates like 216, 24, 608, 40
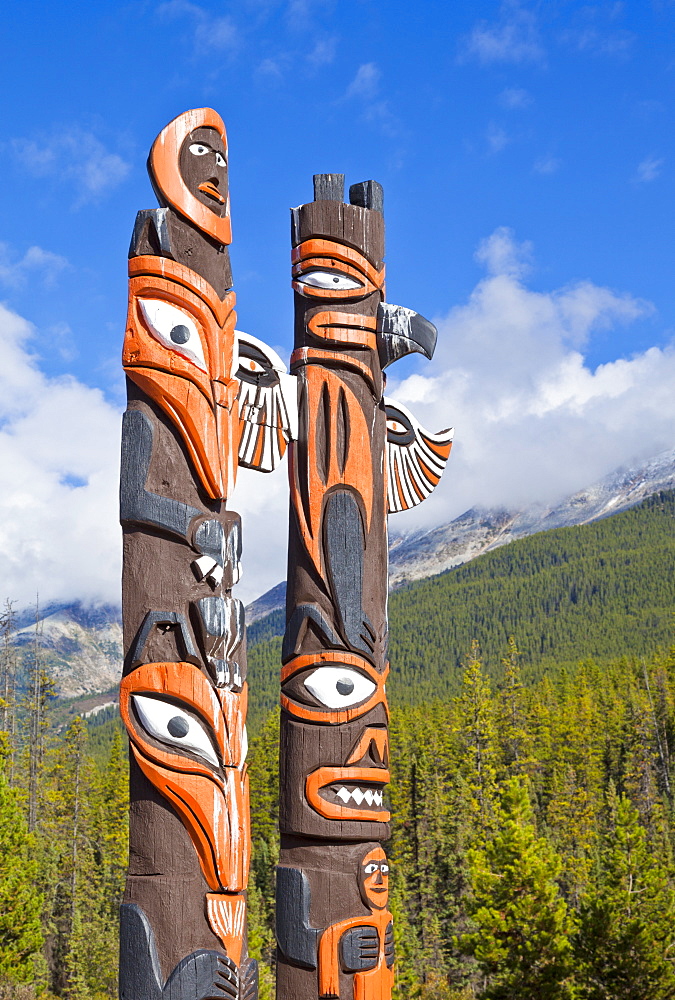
386, 419, 407, 435
240, 358, 266, 375
297, 270, 363, 292
381, 864, 389, 873
132, 694, 219, 767
215, 152, 226, 167
364, 863, 379, 874
303, 666, 376, 709
189, 143, 210, 156
138, 299, 207, 372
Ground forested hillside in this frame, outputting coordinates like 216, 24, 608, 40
1, 491, 675, 997
247, 489, 675, 727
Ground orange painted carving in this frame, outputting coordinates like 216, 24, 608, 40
292, 239, 385, 296
290, 348, 377, 394
119, 662, 249, 892
306, 312, 377, 349
281, 652, 389, 724
123, 255, 239, 499
305, 766, 390, 823
289, 367, 373, 575
206, 892, 247, 966
149, 108, 232, 246
346, 728, 389, 767
318, 909, 394, 1000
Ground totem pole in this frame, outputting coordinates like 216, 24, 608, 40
118, 109, 296, 1000
276, 175, 453, 1000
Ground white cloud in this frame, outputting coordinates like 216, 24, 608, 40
0, 244, 68, 289
11, 128, 129, 204
307, 35, 337, 68
486, 123, 510, 153
0, 303, 291, 610
2, 229, 671, 612
461, 3, 545, 65
387, 228, 668, 532
499, 86, 533, 109
0, 304, 121, 609
157, 0, 238, 52
533, 155, 562, 175
345, 63, 381, 100
635, 154, 664, 184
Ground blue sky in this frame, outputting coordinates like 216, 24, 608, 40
0, 1, 674, 607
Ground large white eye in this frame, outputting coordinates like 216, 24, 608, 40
215, 152, 226, 167
364, 863, 378, 874
189, 143, 210, 156
303, 666, 376, 709
297, 270, 363, 292
387, 419, 407, 435
138, 299, 207, 372
380, 864, 389, 873
132, 694, 219, 767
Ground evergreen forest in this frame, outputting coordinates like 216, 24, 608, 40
2, 490, 675, 999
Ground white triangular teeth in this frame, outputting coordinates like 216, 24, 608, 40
335, 787, 384, 807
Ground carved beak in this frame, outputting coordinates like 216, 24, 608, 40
377, 303, 437, 370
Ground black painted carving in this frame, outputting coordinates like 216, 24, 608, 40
384, 921, 395, 968
128, 610, 199, 668
323, 490, 374, 654
120, 409, 201, 539
340, 925, 380, 973
313, 173, 345, 202
376, 303, 438, 371
281, 603, 341, 661
275, 867, 320, 970
348, 180, 383, 216
119, 903, 239, 1000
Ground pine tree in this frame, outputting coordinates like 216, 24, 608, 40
575, 792, 675, 999
459, 777, 574, 1000
0, 766, 44, 984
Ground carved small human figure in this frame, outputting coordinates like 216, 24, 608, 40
276, 847, 394, 1000
318, 848, 394, 1000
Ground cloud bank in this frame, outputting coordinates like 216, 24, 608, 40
1, 227, 674, 610
387, 228, 673, 532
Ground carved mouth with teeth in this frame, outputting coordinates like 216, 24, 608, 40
305, 766, 390, 823
334, 786, 384, 807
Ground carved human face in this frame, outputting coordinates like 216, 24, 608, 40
360, 847, 389, 910
179, 126, 229, 219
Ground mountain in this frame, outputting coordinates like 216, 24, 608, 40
245, 488, 675, 727
13, 602, 122, 700
248, 445, 675, 616
10, 447, 675, 708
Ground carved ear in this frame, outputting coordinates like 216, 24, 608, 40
349, 180, 384, 216
313, 174, 345, 201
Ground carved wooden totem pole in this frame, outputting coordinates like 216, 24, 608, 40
276, 175, 453, 1000
118, 109, 296, 1000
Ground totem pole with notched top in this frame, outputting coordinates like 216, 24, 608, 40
276, 175, 453, 1000
118, 109, 296, 1000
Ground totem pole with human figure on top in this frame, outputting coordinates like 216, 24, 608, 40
118, 108, 296, 1000
275, 174, 453, 1000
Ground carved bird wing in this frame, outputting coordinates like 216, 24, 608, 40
384, 398, 453, 513
235, 331, 298, 473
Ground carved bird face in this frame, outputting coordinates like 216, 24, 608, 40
119, 660, 250, 894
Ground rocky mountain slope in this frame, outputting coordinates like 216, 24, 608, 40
12, 445, 675, 701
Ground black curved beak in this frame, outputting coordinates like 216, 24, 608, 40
377, 303, 438, 370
